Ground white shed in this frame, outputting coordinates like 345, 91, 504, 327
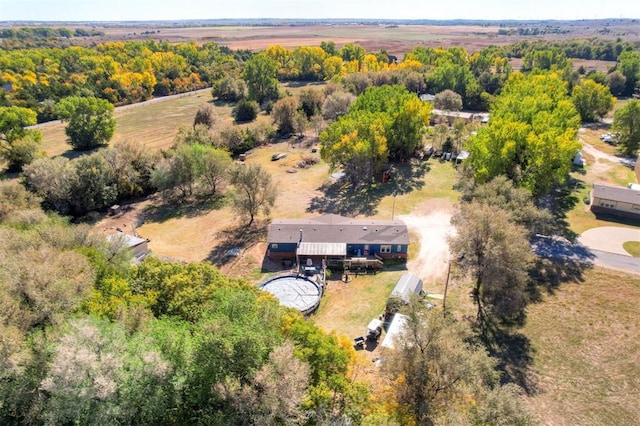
380, 313, 409, 349
108, 232, 149, 261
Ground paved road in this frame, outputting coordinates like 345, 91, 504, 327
590, 249, 640, 274
532, 234, 640, 275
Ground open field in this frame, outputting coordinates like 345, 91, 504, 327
36, 81, 326, 158
521, 267, 640, 425
64, 20, 640, 58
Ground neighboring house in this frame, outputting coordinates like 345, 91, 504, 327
635, 153, 640, 183
591, 183, 640, 220
430, 109, 476, 126
108, 232, 149, 261
267, 214, 409, 267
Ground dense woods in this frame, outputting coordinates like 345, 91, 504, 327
0, 180, 366, 425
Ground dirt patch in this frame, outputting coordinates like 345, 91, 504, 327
398, 198, 455, 291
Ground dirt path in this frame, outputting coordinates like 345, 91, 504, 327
398, 198, 455, 291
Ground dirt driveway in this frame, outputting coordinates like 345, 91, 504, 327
399, 198, 455, 292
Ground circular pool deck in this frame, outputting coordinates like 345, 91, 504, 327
260, 275, 322, 315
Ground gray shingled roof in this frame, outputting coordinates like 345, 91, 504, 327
268, 214, 409, 245
593, 183, 640, 205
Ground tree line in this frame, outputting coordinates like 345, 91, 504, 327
0, 180, 367, 425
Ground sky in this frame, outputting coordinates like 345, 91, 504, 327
0, 0, 637, 22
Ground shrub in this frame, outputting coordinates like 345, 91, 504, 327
233, 99, 259, 123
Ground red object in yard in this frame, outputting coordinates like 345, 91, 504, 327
382, 170, 390, 183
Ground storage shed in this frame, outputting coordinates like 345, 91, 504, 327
108, 232, 149, 261
380, 313, 410, 349
386, 273, 423, 313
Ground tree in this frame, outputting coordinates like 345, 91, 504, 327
272, 96, 298, 135
0, 106, 42, 171
449, 202, 533, 325
192, 144, 232, 196
322, 91, 356, 121
151, 143, 200, 202
228, 163, 277, 226
320, 111, 389, 187
212, 76, 245, 102
55, 96, 115, 150
605, 71, 626, 97
617, 50, 640, 96
571, 79, 615, 122
381, 303, 534, 425
466, 72, 581, 195
434, 89, 463, 111
349, 85, 431, 159
69, 154, 118, 213
23, 156, 75, 214
243, 53, 279, 104
194, 103, 216, 128
233, 99, 259, 123
465, 176, 552, 235
299, 88, 325, 118
612, 99, 640, 156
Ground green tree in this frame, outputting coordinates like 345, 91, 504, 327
233, 99, 259, 123
55, 96, 116, 150
617, 50, 640, 96
69, 154, 118, 213
449, 202, 533, 326
243, 53, 279, 104
612, 99, 640, 156
571, 79, 615, 122
228, 163, 277, 226
605, 70, 626, 97
212, 76, 246, 102
320, 111, 389, 187
466, 72, 581, 195
0, 106, 42, 171
350, 85, 431, 159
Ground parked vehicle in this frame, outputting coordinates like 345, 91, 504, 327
366, 318, 383, 341
271, 153, 287, 161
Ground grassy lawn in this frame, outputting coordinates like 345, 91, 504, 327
623, 241, 640, 257
521, 267, 640, 425
38, 81, 326, 158
312, 269, 405, 338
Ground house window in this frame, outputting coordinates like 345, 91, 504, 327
271, 243, 278, 249
380, 245, 391, 253
397, 245, 402, 252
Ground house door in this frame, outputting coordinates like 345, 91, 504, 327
364, 244, 369, 255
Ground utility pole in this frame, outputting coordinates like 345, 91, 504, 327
443, 252, 452, 317
391, 190, 398, 220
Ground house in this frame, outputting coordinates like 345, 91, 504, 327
107, 232, 149, 261
267, 214, 409, 267
430, 109, 476, 126
590, 183, 640, 220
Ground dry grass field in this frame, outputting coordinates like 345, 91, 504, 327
521, 267, 640, 425
80, 21, 640, 58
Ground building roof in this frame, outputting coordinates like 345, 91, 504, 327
390, 273, 423, 303
381, 313, 409, 350
297, 242, 347, 256
431, 109, 475, 120
268, 214, 409, 245
107, 232, 147, 248
593, 183, 640, 205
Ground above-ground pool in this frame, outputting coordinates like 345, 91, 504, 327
260, 275, 322, 315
